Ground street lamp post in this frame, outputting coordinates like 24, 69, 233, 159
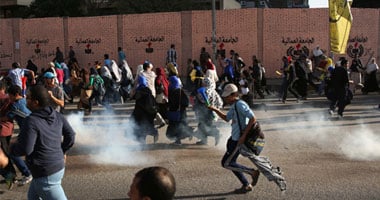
211, 0, 217, 63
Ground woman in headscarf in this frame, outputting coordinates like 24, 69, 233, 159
131, 75, 158, 144
205, 58, 219, 84
86, 68, 105, 114
362, 57, 379, 94
193, 77, 223, 145
166, 76, 193, 145
155, 67, 169, 120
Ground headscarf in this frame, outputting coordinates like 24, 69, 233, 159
206, 59, 215, 70
155, 67, 169, 97
136, 75, 148, 90
167, 62, 178, 76
136, 64, 144, 75
169, 76, 181, 90
54, 61, 62, 69
202, 77, 223, 108
90, 67, 98, 75
224, 58, 232, 65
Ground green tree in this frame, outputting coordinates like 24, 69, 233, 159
113, 0, 198, 14
29, 0, 84, 17
352, 0, 380, 8
26, 0, 212, 18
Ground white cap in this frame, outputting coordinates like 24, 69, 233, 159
222, 83, 238, 97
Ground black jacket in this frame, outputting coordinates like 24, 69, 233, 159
11, 106, 75, 178
132, 87, 157, 123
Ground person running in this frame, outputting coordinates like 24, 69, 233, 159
207, 83, 259, 194
193, 77, 223, 145
329, 58, 350, 119
10, 85, 75, 200
131, 75, 158, 144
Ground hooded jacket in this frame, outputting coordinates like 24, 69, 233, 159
11, 106, 75, 178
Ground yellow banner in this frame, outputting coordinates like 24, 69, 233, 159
329, 0, 353, 54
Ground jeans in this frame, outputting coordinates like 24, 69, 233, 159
221, 138, 253, 187
28, 168, 67, 200
10, 155, 31, 177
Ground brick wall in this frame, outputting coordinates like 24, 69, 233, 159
20, 17, 64, 71
0, 19, 14, 65
0, 8, 379, 78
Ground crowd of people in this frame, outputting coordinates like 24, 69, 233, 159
0, 43, 379, 198
278, 46, 379, 107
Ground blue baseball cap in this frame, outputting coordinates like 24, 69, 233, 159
44, 72, 56, 79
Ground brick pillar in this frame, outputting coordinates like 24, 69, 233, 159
117, 15, 123, 49
180, 11, 193, 77
12, 18, 20, 62
257, 9, 264, 61
63, 17, 69, 55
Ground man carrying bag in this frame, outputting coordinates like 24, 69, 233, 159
208, 83, 286, 193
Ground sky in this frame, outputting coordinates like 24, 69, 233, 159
309, 0, 328, 8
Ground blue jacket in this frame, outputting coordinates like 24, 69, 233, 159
7, 98, 31, 129
224, 64, 235, 82
11, 106, 75, 178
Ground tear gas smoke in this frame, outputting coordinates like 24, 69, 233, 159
269, 107, 380, 161
66, 112, 156, 166
339, 128, 380, 161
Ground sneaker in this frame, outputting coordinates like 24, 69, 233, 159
338, 114, 343, 119
274, 178, 287, 191
233, 184, 253, 194
328, 109, 334, 116
17, 175, 33, 186
5, 179, 14, 190
172, 140, 181, 146
250, 170, 260, 187
274, 166, 282, 175
5, 173, 16, 190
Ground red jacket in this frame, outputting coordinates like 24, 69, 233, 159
0, 93, 14, 137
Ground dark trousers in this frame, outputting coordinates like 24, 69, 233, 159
221, 138, 252, 187
282, 80, 299, 101
0, 136, 16, 178
329, 89, 347, 116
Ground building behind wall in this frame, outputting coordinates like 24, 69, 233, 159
239, 0, 309, 8
0, 0, 32, 18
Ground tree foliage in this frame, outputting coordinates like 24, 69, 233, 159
352, 0, 380, 8
29, 0, 84, 17
26, 0, 210, 18
113, 0, 194, 14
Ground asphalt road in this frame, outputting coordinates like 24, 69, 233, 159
1, 92, 380, 200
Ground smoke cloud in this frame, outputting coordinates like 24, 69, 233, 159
66, 111, 157, 166
267, 105, 380, 161
339, 127, 380, 161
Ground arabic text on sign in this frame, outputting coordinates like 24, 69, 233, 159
26, 39, 49, 45
281, 37, 314, 45
75, 38, 101, 45
135, 36, 165, 43
205, 36, 238, 44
